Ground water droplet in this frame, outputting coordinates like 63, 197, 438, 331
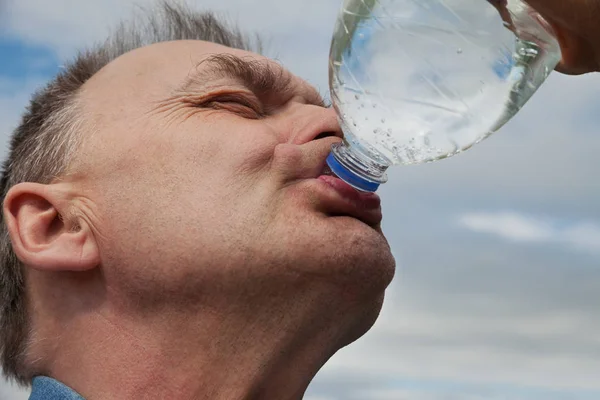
424, 136, 431, 146
457, 48, 463, 54
381, 118, 386, 123
372, 103, 377, 108
354, 94, 359, 100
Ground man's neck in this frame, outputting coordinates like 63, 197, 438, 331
40, 282, 379, 400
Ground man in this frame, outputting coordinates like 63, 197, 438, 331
0, 3, 395, 399
0, 1, 598, 400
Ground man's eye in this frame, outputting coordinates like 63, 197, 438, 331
204, 95, 263, 119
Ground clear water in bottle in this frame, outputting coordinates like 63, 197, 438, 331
327, 0, 561, 191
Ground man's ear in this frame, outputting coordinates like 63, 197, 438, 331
3, 182, 100, 272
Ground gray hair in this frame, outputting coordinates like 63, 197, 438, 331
0, 1, 258, 385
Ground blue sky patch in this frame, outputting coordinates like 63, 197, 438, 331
0, 36, 59, 80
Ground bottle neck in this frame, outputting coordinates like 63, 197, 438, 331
327, 142, 389, 192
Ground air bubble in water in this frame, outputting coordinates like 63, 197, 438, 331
519, 47, 539, 57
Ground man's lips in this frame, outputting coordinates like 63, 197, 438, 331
315, 173, 383, 227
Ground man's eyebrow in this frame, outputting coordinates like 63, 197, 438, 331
178, 54, 327, 108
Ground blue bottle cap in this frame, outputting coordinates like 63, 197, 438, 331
326, 152, 381, 192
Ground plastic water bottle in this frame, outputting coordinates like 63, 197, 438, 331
325, 0, 562, 192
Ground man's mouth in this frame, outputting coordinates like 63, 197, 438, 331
315, 164, 382, 228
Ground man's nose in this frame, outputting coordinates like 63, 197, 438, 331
288, 105, 343, 145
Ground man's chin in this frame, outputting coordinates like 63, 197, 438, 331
318, 216, 396, 301
327, 215, 394, 269
272, 210, 395, 293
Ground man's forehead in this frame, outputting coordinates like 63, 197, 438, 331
84, 40, 257, 92
83, 40, 323, 107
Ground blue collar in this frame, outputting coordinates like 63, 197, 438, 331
29, 377, 85, 400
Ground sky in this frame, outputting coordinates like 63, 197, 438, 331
1, 0, 600, 399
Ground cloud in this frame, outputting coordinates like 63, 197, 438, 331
303, 204, 600, 398
305, 277, 600, 396
459, 211, 554, 242
458, 211, 600, 254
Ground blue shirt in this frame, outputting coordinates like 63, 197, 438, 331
29, 377, 85, 400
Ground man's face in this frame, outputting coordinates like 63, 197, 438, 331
73, 40, 395, 308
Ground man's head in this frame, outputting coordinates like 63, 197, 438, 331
0, 1, 395, 388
